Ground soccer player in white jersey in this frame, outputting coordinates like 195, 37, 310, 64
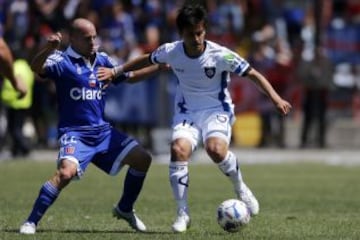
98, 4, 292, 233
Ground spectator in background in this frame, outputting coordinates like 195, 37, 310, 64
260, 38, 294, 148
0, 33, 28, 151
1, 58, 34, 157
217, 0, 244, 37
297, 46, 333, 148
4, 0, 30, 54
0, 38, 27, 98
100, 1, 136, 62
247, 26, 276, 148
33, 0, 63, 30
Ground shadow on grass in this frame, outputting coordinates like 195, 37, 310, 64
4, 228, 173, 235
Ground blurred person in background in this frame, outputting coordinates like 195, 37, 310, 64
1, 58, 34, 157
0, 36, 28, 152
4, 0, 30, 54
0, 38, 27, 98
100, 1, 136, 63
297, 46, 333, 148
97, 4, 292, 233
33, 0, 63, 30
260, 38, 294, 148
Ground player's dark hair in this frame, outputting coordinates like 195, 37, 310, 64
176, 4, 208, 34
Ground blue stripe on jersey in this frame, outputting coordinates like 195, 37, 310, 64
177, 97, 187, 113
234, 63, 250, 76
149, 53, 158, 64
218, 71, 230, 112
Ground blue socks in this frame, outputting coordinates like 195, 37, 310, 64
27, 181, 59, 225
25, 168, 146, 224
117, 168, 146, 212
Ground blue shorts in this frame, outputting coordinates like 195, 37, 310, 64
57, 125, 138, 178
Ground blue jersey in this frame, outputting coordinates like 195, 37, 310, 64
43, 47, 116, 135
42, 47, 139, 177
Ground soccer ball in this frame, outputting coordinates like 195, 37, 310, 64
217, 199, 250, 232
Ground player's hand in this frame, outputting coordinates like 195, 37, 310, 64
275, 99, 292, 116
14, 75, 28, 99
97, 67, 114, 81
47, 32, 62, 50
159, 63, 171, 71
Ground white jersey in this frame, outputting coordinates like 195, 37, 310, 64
150, 40, 251, 114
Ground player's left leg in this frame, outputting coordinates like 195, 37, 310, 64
93, 129, 151, 232
203, 111, 259, 216
114, 145, 151, 232
215, 149, 259, 216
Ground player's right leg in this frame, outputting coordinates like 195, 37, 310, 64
93, 129, 151, 232
169, 118, 199, 233
19, 159, 77, 234
20, 132, 93, 234
114, 145, 151, 232
170, 140, 191, 233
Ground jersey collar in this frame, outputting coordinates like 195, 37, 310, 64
65, 46, 85, 59
65, 46, 97, 70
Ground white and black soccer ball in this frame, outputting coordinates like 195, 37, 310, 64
217, 199, 251, 232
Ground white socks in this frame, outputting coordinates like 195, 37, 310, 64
169, 161, 189, 214
217, 151, 243, 196
169, 152, 244, 213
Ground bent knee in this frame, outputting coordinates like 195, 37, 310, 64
171, 140, 192, 161
140, 151, 152, 168
58, 167, 77, 181
57, 159, 78, 181
205, 139, 228, 162
125, 147, 152, 171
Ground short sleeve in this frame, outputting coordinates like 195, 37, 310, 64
99, 52, 118, 68
44, 50, 65, 79
150, 43, 173, 64
220, 48, 251, 76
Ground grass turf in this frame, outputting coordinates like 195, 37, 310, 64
0, 159, 359, 240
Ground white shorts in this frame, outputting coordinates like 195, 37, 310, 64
172, 109, 235, 150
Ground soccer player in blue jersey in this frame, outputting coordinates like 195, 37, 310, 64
98, 4, 292, 233
19, 18, 160, 234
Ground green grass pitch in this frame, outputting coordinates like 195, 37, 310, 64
0, 159, 360, 240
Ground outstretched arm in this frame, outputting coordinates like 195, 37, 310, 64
124, 64, 168, 84
247, 68, 292, 115
30, 32, 62, 75
104, 53, 153, 80
0, 38, 27, 98
122, 54, 152, 72
97, 63, 168, 86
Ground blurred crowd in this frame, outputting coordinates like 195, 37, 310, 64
0, 0, 360, 156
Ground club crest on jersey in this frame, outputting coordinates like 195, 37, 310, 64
89, 73, 97, 87
64, 146, 75, 154
204, 67, 216, 78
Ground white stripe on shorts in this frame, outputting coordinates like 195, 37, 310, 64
109, 140, 138, 176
